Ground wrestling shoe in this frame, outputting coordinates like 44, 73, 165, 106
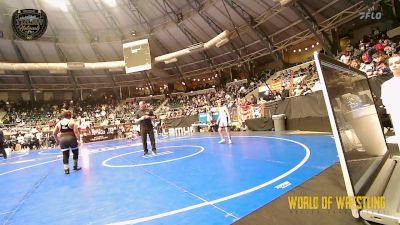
218, 139, 226, 144
73, 166, 81, 171
228, 139, 232, 144
64, 168, 70, 174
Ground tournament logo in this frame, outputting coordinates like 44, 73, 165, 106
11, 9, 48, 40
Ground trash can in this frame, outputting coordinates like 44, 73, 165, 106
272, 114, 286, 132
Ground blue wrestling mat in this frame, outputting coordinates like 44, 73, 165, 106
0, 133, 338, 225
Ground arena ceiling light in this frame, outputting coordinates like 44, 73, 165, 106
45, 0, 68, 12
164, 58, 177, 64
272, 0, 293, 6
102, 0, 117, 7
155, 30, 230, 64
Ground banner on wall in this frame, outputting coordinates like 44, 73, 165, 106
238, 104, 265, 122
198, 112, 219, 123
83, 134, 114, 143
198, 113, 208, 123
268, 79, 283, 91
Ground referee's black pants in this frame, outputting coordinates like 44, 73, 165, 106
141, 128, 156, 153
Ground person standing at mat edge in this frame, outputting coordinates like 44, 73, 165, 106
217, 100, 232, 144
53, 110, 81, 174
0, 127, 7, 159
135, 101, 157, 155
381, 54, 400, 148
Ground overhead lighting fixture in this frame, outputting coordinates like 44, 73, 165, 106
215, 38, 229, 48
49, 69, 67, 74
305, 48, 308, 51
188, 43, 204, 51
46, 0, 68, 12
298, 49, 301, 52
316, 42, 319, 45
67, 62, 85, 69
102, 0, 117, 7
109, 68, 124, 72
164, 58, 177, 64
273, 0, 293, 6
204, 30, 230, 49
312, 45, 315, 48
293, 50, 296, 53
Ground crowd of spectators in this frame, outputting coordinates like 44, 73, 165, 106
0, 96, 163, 151
1, 27, 398, 153
338, 31, 400, 77
160, 84, 245, 119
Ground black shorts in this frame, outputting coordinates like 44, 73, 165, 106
60, 136, 78, 151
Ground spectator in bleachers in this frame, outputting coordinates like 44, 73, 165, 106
339, 50, 352, 65
372, 52, 390, 77
300, 84, 312, 96
281, 86, 290, 100
350, 59, 361, 69
273, 90, 281, 101
249, 94, 257, 105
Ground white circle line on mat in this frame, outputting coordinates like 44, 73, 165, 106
0, 137, 210, 175
38, 150, 61, 155
106, 136, 311, 225
102, 145, 204, 168
0, 159, 61, 176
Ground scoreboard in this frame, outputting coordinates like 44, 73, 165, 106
123, 38, 152, 74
